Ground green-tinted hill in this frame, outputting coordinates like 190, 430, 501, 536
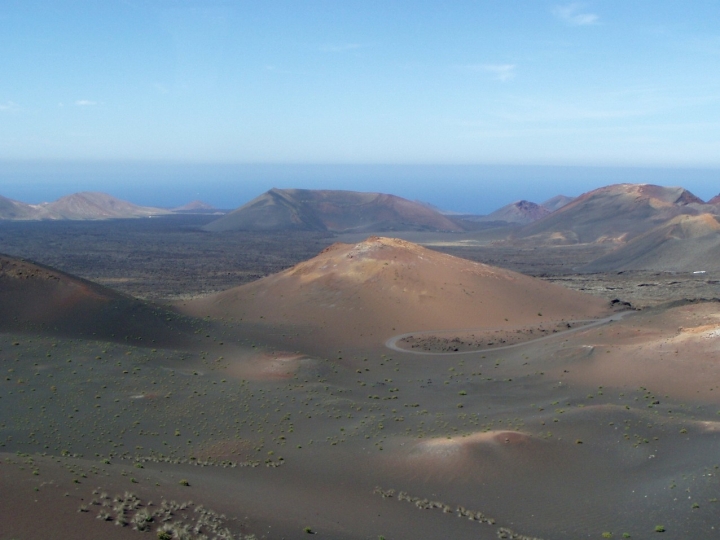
202, 188, 464, 233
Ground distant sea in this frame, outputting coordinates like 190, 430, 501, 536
1, 162, 718, 215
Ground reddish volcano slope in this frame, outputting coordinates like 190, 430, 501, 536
0, 254, 191, 345
515, 183, 707, 245
582, 214, 720, 272
181, 237, 610, 346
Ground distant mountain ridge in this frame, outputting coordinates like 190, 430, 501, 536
0, 192, 170, 220
512, 183, 713, 245
457, 194, 575, 225
202, 188, 464, 233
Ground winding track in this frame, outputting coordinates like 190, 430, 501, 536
385, 311, 635, 356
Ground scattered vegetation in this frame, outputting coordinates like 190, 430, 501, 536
81, 488, 257, 540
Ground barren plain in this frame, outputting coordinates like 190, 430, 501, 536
2, 214, 720, 540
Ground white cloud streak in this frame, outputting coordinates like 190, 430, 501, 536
75, 100, 98, 106
553, 3, 599, 26
458, 64, 517, 81
0, 101, 20, 112
318, 43, 368, 53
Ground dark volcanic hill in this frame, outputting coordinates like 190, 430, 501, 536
469, 200, 551, 225
582, 213, 720, 272
514, 183, 708, 245
202, 188, 464, 233
0, 254, 192, 345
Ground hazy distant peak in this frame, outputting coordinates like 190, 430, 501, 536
470, 199, 550, 225
40, 191, 169, 220
173, 200, 216, 211
513, 199, 540, 208
0, 191, 169, 221
540, 194, 574, 212
413, 199, 462, 215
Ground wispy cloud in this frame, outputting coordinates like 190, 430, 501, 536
318, 43, 369, 53
457, 64, 517, 82
553, 3, 599, 26
457, 93, 654, 127
483, 64, 517, 81
74, 99, 98, 106
263, 64, 307, 75
0, 101, 20, 112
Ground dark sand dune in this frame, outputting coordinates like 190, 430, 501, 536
583, 213, 720, 272
181, 236, 610, 348
514, 183, 709, 245
0, 254, 193, 345
202, 188, 464, 232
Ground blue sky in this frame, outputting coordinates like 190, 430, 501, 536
1, 1, 719, 210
